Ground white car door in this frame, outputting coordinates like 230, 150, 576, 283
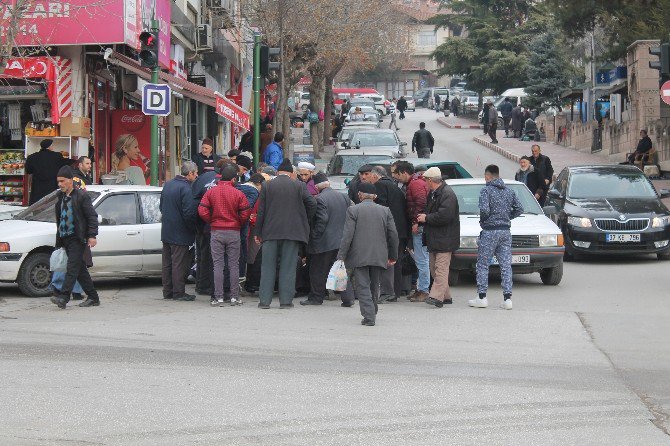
91, 192, 143, 275
138, 192, 162, 273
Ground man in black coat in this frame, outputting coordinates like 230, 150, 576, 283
530, 145, 554, 197
255, 159, 317, 309
50, 166, 100, 309
416, 167, 460, 308
626, 129, 653, 164
499, 98, 514, 137
396, 96, 408, 120
302, 172, 354, 306
72, 156, 94, 188
411, 122, 435, 159
515, 156, 545, 205
160, 161, 199, 301
25, 139, 72, 204
361, 165, 408, 302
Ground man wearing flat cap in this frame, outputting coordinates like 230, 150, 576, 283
297, 161, 319, 196
337, 181, 399, 326
50, 166, 100, 309
25, 138, 73, 205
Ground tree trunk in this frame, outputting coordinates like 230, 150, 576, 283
323, 61, 345, 147
308, 74, 325, 157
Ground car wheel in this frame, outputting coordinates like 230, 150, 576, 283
540, 263, 563, 285
17, 252, 53, 297
498, 117, 504, 127
657, 251, 670, 260
448, 270, 460, 286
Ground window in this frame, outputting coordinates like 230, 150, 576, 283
139, 193, 162, 224
452, 185, 543, 215
95, 193, 138, 225
14, 191, 100, 223
418, 31, 437, 46
328, 155, 392, 176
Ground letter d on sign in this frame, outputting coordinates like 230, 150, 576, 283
150, 92, 163, 108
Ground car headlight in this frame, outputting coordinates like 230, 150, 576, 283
460, 236, 479, 249
0, 242, 9, 252
539, 235, 559, 247
567, 216, 592, 228
652, 216, 670, 228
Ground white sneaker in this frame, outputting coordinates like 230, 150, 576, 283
230, 298, 242, 306
217, 298, 225, 306
501, 299, 513, 310
468, 298, 489, 308
211, 299, 219, 306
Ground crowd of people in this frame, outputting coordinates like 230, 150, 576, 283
47, 129, 542, 326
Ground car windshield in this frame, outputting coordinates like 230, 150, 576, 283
451, 184, 543, 215
434, 89, 449, 96
328, 155, 393, 176
349, 133, 397, 147
568, 172, 658, 199
14, 190, 101, 222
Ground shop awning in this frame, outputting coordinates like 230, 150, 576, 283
107, 51, 216, 107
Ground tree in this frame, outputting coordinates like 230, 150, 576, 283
524, 28, 572, 110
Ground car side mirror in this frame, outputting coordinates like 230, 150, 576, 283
547, 189, 562, 199
659, 189, 670, 199
543, 205, 558, 216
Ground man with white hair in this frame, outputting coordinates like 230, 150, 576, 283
302, 172, 354, 306
297, 161, 319, 195
337, 182, 399, 326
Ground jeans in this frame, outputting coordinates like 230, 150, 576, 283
211, 230, 241, 301
411, 230, 430, 293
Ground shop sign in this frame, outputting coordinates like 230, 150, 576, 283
216, 93, 250, 131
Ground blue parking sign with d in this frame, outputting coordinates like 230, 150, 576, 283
142, 83, 171, 116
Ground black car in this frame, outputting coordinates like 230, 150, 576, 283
545, 165, 670, 260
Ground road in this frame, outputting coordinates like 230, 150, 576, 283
0, 108, 669, 445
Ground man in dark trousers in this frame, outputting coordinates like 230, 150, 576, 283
487, 100, 499, 144
499, 98, 513, 137
416, 167, 460, 308
434, 92, 441, 113
530, 144, 554, 198
412, 122, 435, 159
626, 129, 653, 164
72, 156, 94, 188
363, 165, 408, 302
511, 104, 523, 138
160, 161, 198, 301
482, 102, 490, 135
396, 96, 408, 120
255, 159, 317, 309
337, 182, 399, 326
302, 172, 354, 306
50, 166, 100, 309
25, 139, 71, 204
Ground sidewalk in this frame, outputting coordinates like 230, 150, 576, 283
437, 115, 482, 129
472, 134, 670, 207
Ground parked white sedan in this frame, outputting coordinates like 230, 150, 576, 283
447, 179, 565, 286
0, 185, 164, 297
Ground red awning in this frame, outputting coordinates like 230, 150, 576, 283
107, 51, 216, 107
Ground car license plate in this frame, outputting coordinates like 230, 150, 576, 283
490, 255, 530, 265
606, 233, 640, 243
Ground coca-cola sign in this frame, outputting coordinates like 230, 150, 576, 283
119, 112, 147, 132
215, 93, 250, 131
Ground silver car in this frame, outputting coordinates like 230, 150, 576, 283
326, 149, 400, 192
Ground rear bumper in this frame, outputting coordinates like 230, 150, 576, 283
451, 247, 564, 273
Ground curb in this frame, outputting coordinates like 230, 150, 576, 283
437, 118, 482, 129
472, 137, 521, 163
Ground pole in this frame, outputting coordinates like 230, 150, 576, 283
150, 18, 159, 186
253, 33, 261, 165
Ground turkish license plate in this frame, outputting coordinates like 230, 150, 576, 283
606, 233, 640, 243
490, 255, 530, 265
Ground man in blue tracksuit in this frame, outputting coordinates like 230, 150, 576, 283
263, 132, 284, 170
470, 165, 523, 310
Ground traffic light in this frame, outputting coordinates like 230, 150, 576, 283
260, 45, 280, 77
139, 30, 159, 68
649, 43, 670, 82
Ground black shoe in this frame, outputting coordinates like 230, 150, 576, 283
258, 303, 271, 309
279, 303, 294, 309
378, 294, 397, 304
425, 297, 444, 308
341, 302, 354, 307
444, 298, 453, 305
361, 318, 375, 326
175, 294, 196, 301
78, 298, 100, 307
492, 140, 499, 144
71, 293, 84, 300
195, 288, 212, 295
163, 295, 174, 300
300, 299, 322, 306
50, 296, 67, 309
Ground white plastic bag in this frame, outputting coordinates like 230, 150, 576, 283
326, 260, 348, 291
50, 248, 68, 272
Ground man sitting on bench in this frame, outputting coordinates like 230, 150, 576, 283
626, 129, 653, 164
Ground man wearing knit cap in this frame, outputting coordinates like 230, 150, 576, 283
50, 166, 100, 309
25, 138, 72, 204
337, 181, 399, 326
255, 159, 317, 308
235, 154, 253, 183
297, 161, 319, 196
302, 172, 354, 306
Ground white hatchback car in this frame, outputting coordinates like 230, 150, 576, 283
0, 185, 164, 297
447, 179, 565, 286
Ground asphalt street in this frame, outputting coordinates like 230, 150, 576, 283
1, 108, 669, 445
